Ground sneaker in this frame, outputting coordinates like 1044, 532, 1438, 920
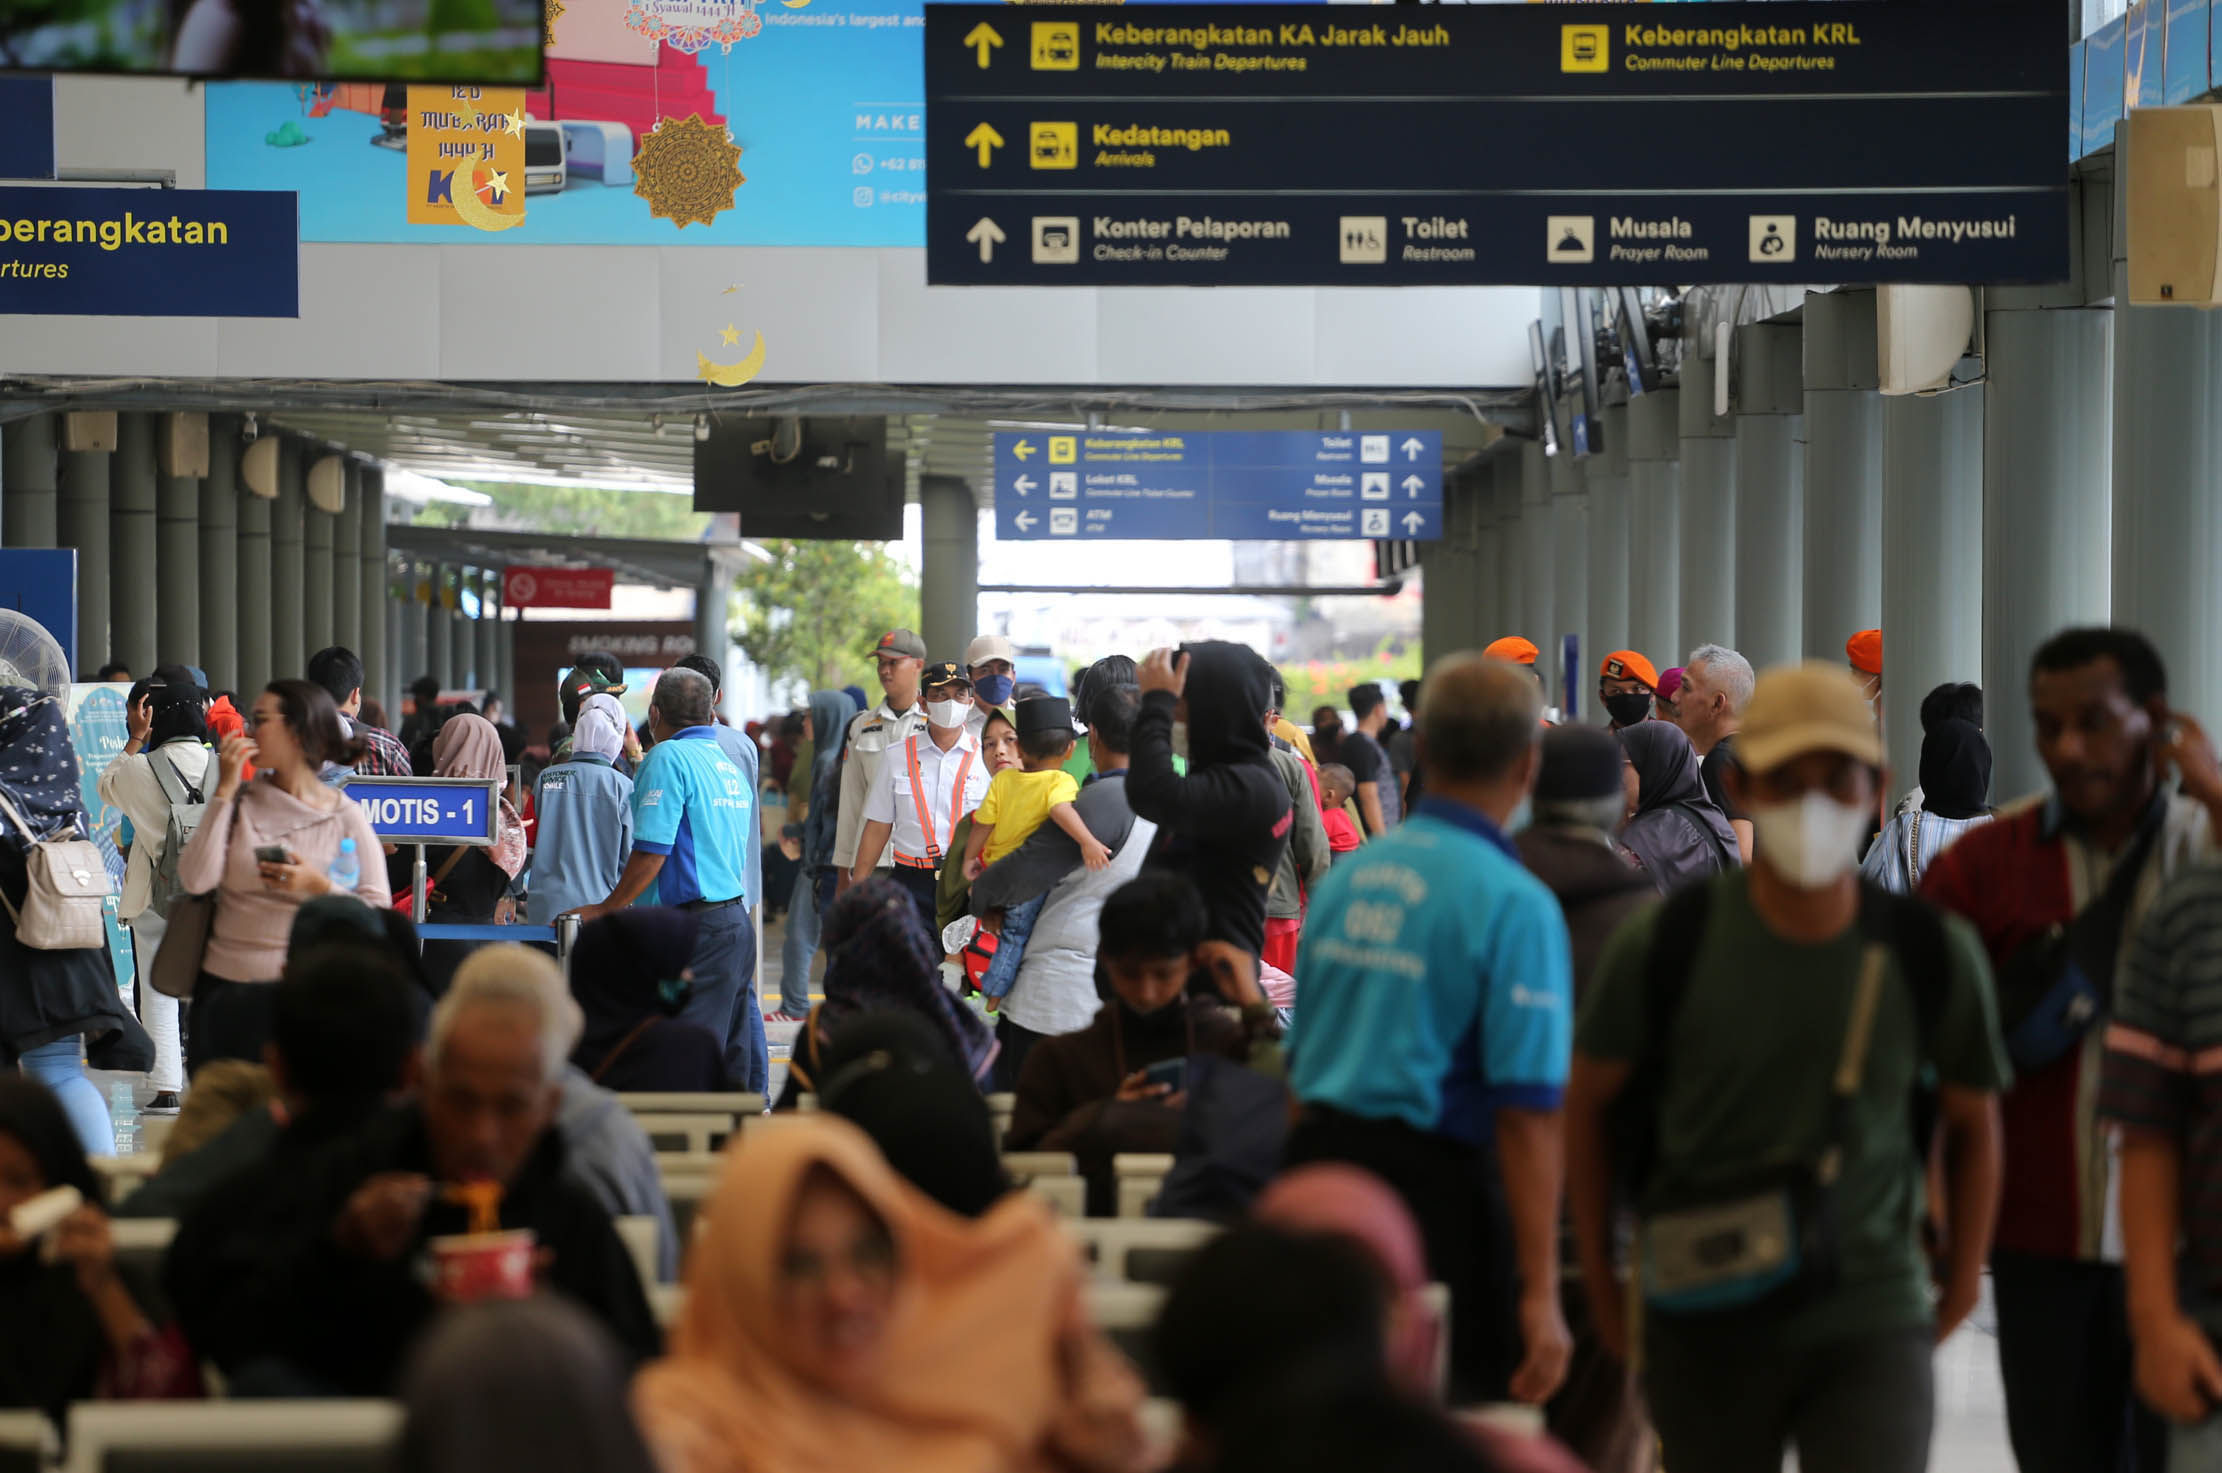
144, 1091, 183, 1114
763, 1010, 810, 1025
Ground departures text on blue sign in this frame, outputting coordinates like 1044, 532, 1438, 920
0, 184, 297, 317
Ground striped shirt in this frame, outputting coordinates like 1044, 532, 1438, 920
2101, 862, 2222, 1296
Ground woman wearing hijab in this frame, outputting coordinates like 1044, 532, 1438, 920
809, 1010, 1009, 1218
568, 908, 730, 1091
0, 1077, 199, 1423
1248, 1168, 1600, 1473
0, 689, 153, 1155
1862, 717, 1994, 895
398, 1296, 658, 1473
530, 693, 635, 928
772, 689, 859, 1024
778, 877, 996, 1110
386, 712, 527, 988
1614, 720, 1739, 895
632, 1114, 1147, 1473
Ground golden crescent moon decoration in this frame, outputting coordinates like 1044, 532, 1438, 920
696, 332, 767, 387
449, 162, 525, 232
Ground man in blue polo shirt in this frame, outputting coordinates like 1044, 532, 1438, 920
568, 667, 761, 1091
1285, 651, 1573, 1410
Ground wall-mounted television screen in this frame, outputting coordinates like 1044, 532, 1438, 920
0, 0, 545, 83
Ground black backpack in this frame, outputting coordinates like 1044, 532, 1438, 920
1611, 876, 1952, 1203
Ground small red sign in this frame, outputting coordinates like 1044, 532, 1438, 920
503, 566, 614, 610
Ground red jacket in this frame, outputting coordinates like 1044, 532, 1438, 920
1921, 791, 2214, 1260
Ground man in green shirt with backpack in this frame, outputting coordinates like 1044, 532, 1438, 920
1565, 661, 2011, 1473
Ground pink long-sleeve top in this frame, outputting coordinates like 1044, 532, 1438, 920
174, 778, 391, 982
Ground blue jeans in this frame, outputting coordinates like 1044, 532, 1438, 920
679, 902, 765, 1094
978, 892, 1046, 1003
778, 869, 822, 1017
15, 1037, 115, 1158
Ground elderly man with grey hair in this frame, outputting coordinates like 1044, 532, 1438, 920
568, 664, 763, 1092
1676, 642, 1758, 862
171, 946, 661, 1395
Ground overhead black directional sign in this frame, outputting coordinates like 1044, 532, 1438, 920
925, 2, 2068, 287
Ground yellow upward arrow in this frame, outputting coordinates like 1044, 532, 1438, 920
964, 122, 1005, 168
963, 22, 1002, 68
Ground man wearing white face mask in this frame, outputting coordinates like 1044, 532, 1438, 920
852, 660, 991, 936
1566, 661, 2010, 1473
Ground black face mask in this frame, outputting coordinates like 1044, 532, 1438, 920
1604, 692, 1654, 728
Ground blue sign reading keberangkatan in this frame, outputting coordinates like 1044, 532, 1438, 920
0, 185, 297, 317
994, 429, 1441, 541
341, 777, 500, 846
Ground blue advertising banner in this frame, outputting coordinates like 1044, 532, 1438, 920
0, 80, 56, 181
0, 549, 77, 678
993, 429, 1441, 541
341, 777, 501, 844
202, 0, 1335, 248
64, 685, 138, 1005
0, 186, 297, 317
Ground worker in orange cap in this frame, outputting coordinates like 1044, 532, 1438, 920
1599, 650, 1659, 731
1846, 629, 1883, 704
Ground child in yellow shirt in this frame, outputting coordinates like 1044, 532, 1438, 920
963, 698, 1112, 879
961, 696, 1113, 1010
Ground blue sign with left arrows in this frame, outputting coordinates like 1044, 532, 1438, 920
340, 777, 501, 845
993, 429, 1441, 541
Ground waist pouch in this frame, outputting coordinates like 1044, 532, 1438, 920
1640, 1164, 1838, 1322
1996, 804, 2163, 1074
1996, 928, 2105, 1073
1638, 943, 1886, 1328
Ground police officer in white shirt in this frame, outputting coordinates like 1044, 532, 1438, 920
834, 629, 930, 893
851, 660, 991, 936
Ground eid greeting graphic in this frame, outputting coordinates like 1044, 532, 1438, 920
203, 0, 925, 247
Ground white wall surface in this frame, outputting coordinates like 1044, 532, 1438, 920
3, 77, 1541, 387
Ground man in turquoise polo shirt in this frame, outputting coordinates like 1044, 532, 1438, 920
1285, 651, 1574, 1410
568, 667, 760, 1091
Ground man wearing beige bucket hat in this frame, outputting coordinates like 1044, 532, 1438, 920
1566, 661, 2010, 1473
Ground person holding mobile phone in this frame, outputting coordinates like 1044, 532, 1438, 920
1923, 627, 2222, 1473
1005, 873, 1261, 1216
175, 680, 389, 1073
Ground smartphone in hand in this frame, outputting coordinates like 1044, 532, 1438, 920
253, 844, 291, 866
1142, 1057, 1187, 1095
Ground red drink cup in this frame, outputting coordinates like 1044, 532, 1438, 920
429, 1229, 537, 1303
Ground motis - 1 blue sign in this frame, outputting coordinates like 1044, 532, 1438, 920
0, 185, 297, 317
993, 429, 1441, 540
341, 777, 501, 845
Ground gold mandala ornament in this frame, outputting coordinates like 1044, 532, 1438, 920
633, 114, 745, 229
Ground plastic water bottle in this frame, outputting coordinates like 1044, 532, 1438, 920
328, 837, 360, 895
